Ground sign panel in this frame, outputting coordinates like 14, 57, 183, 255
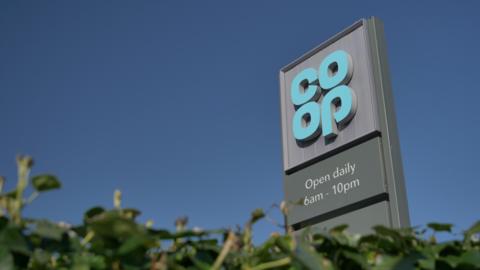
279, 17, 410, 233
285, 137, 386, 226
296, 201, 391, 234
280, 22, 380, 173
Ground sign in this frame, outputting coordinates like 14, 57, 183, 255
279, 17, 410, 233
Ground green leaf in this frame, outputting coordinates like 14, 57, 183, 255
373, 253, 424, 270
0, 189, 17, 199
88, 211, 143, 239
373, 255, 401, 270
373, 225, 403, 240
151, 228, 225, 240
30, 249, 51, 268
189, 254, 212, 270
437, 242, 462, 257
0, 247, 14, 270
31, 174, 61, 192
329, 224, 349, 234
293, 243, 326, 270
418, 258, 435, 269
148, 228, 175, 239
372, 225, 406, 252
73, 253, 106, 270
465, 220, 480, 242
0, 225, 30, 255
84, 206, 105, 220
458, 251, 480, 268
427, 223, 453, 233
0, 217, 8, 231
358, 234, 380, 245
33, 219, 66, 241
341, 250, 369, 269
123, 208, 142, 219
253, 236, 278, 257
117, 235, 150, 255
250, 208, 265, 224
359, 234, 399, 254
442, 251, 480, 268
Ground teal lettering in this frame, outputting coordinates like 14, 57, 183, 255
290, 50, 356, 142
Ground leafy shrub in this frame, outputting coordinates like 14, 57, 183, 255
0, 155, 479, 269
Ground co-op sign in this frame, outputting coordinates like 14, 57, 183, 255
279, 18, 410, 232
280, 18, 381, 174
290, 50, 356, 142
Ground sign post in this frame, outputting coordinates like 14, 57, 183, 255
279, 17, 409, 233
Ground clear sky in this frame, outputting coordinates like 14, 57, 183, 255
1, 1, 479, 241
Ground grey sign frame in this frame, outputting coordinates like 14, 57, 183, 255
279, 17, 410, 230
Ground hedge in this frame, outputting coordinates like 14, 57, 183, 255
0, 155, 479, 269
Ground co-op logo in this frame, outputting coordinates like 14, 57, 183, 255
291, 50, 357, 142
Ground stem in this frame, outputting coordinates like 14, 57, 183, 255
0, 176, 5, 193
25, 191, 39, 205
212, 231, 235, 270
112, 260, 120, 270
243, 223, 253, 253
81, 231, 95, 246
114, 189, 122, 209
13, 156, 32, 225
251, 257, 292, 270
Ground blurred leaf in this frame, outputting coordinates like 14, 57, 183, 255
253, 236, 278, 257
373, 225, 405, 251
250, 208, 265, 225
373, 255, 401, 270
427, 222, 453, 233
274, 235, 293, 253
441, 251, 480, 268
373, 253, 424, 270
117, 235, 151, 255
421, 242, 453, 259
31, 174, 61, 192
0, 246, 14, 270
84, 206, 105, 220
33, 219, 66, 241
30, 249, 50, 268
0, 189, 17, 199
189, 254, 212, 270
458, 251, 480, 268
341, 250, 369, 269
373, 225, 403, 240
418, 258, 435, 269
466, 221, 480, 235
292, 241, 326, 270
329, 224, 349, 234
73, 253, 106, 270
0, 217, 8, 231
123, 208, 141, 219
151, 228, 225, 240
0, 225, 30, 255
358, 234, 380, 245
148, 228, 174, 239
90, 216, 139, 238
465, 220, 480, 242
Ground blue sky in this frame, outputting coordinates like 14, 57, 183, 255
1, 1, 479, 241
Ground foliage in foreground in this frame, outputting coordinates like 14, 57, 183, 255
0, 156, 479, 270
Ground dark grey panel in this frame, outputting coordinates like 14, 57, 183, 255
280, 20, 380, 173
284, 137, 386, 225
294, 201, 391, 236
